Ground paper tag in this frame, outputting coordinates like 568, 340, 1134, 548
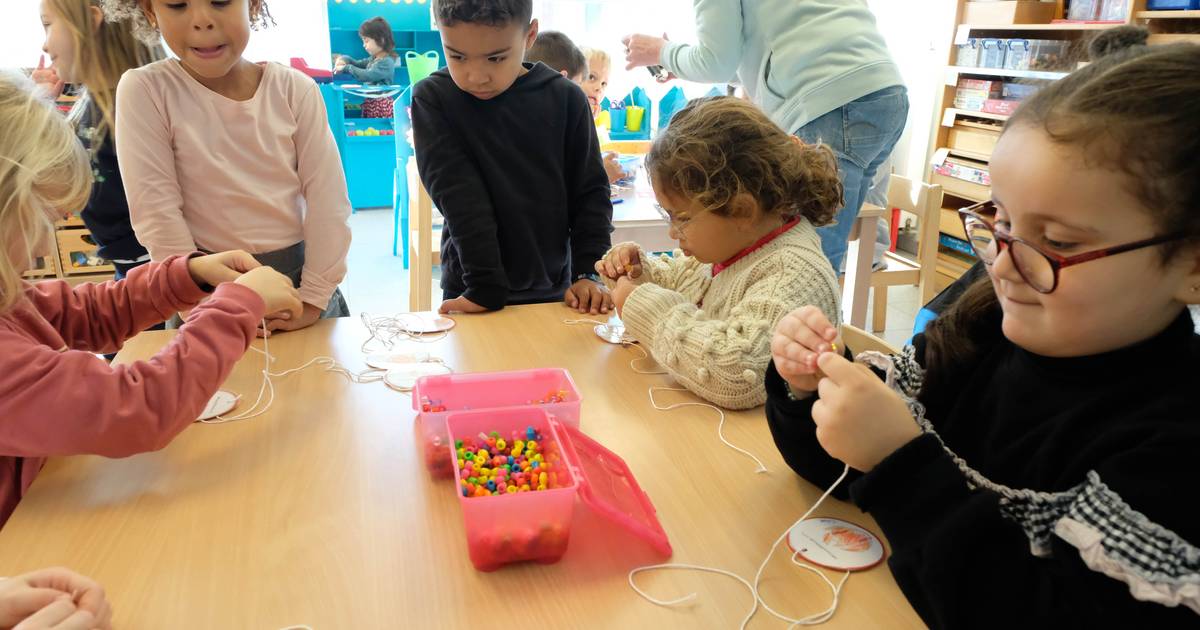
197, 390, 239, 422
786, 518, 885, 572
384, 362, 452, 390
366, 351, 432, 370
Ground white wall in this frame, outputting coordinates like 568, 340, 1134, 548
1, 1, 48, 70
867, 0, 959, 181
0, 0, 332, 71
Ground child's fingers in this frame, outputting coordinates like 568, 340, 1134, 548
13, 597, 76, 629
799, 306, 837, 342
773, 316, 829, 355
49, 610, 95, 630
628, 263, 642, 279
814, 351, 861, 385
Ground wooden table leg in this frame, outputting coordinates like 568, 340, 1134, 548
842, 216, 878, 329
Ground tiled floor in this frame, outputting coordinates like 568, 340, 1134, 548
340, 207, 923, 346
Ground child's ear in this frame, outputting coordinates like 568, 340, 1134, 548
559, 70, 568, 78
89, 4, 103, 32
138, 0, 157, 29
525, 18, 539, 51
729, 193, 762, 225
1176, 248, 1200, 305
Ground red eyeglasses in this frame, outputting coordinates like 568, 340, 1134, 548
958, 200, 1189, 294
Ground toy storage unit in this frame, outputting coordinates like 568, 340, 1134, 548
324, 0, 444, 210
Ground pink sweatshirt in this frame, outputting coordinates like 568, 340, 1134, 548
0, 256, 265, 526
115, 60, 352, 309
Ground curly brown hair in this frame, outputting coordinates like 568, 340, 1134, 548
101, 0, 275, 45
645, 96, 843, 226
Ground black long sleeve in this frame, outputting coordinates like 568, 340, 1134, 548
411, 64, 612, 309
765, 314, 1200, 628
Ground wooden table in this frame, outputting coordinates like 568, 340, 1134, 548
0, 305, 922, 628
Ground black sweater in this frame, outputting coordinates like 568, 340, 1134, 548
766, 310, 1200, 628
77, 103, 149, 264
411, 63, 612, 309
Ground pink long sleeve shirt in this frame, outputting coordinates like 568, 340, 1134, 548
0, 256, 265, 526
115, 59, 352, 309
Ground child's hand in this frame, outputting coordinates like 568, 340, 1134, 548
565, 280, 612, 315
31, 56, 64, 99
187, 250, 261, 287
812, 352, 921, 472
611, 275, 642, 316
602, 152, 625, 184
234, 266, 302, 322
0, 567, 112, 629
261, 302, 322, 337
439, 295, 487, 314
595, 243, 642, 280
771, 306, 840, 394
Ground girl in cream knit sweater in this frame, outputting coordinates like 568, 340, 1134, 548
597, 96, 843, 409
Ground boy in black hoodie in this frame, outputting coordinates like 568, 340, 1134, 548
413, 0, 613, 314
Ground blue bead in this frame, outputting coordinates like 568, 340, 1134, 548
487, 481, 496, 491
462, 488, 469, 497
531, 461, 540, 468
507, 456, 515, 465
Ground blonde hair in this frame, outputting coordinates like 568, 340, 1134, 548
0, 72, 93, 313
646, 96, 843, 225
102, 0, 275, 46
46, 0, 163, 149
580, 47, 610, 74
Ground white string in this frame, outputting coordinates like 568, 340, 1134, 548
359, 312, 449, 353
649, 387, 768, 474
625, 342, 668, 375
200, 320, 450, 423
562, 318, 667, 374
629, 465, 852, 629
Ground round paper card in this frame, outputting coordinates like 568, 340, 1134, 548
366, 351, 432, 370
402, 313, 456, 334
384, 362, 452, 390
786, 517, 886, 572
196, 390, 239, 422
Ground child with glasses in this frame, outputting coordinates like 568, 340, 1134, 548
765, 27, 1200, 626
594, 96, 843, 410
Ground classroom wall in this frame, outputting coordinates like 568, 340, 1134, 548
0, 0, 332, 70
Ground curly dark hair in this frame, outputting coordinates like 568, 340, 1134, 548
102, 0, 275, 45
645, 96, 843, 226
431, 0, 532, 28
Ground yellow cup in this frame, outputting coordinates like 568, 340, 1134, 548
595, 110, 611, 129
624, 106, 645, 132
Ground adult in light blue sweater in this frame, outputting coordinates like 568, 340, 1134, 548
624, 0, 907, 272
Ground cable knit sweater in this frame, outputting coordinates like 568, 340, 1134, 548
608, 219, 839, 409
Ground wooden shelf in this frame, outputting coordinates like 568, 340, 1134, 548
948, 66, 1070, 81
962, 22, 1119, 32
942, 108, 1011, 126
1135, 10, 1200, 19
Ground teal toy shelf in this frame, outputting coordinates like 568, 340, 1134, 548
327, 0, 444, 88
323, 0, 442, 210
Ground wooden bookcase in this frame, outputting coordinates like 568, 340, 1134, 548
922, 0, 1187, 289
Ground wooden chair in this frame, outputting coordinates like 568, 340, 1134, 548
407, 160, 439, 312
859, 175, 944, 332
841, 323, 900, 356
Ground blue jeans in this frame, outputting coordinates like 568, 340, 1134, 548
794, 86, 909, 272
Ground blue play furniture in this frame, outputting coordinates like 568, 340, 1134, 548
324, 0, 443, 211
